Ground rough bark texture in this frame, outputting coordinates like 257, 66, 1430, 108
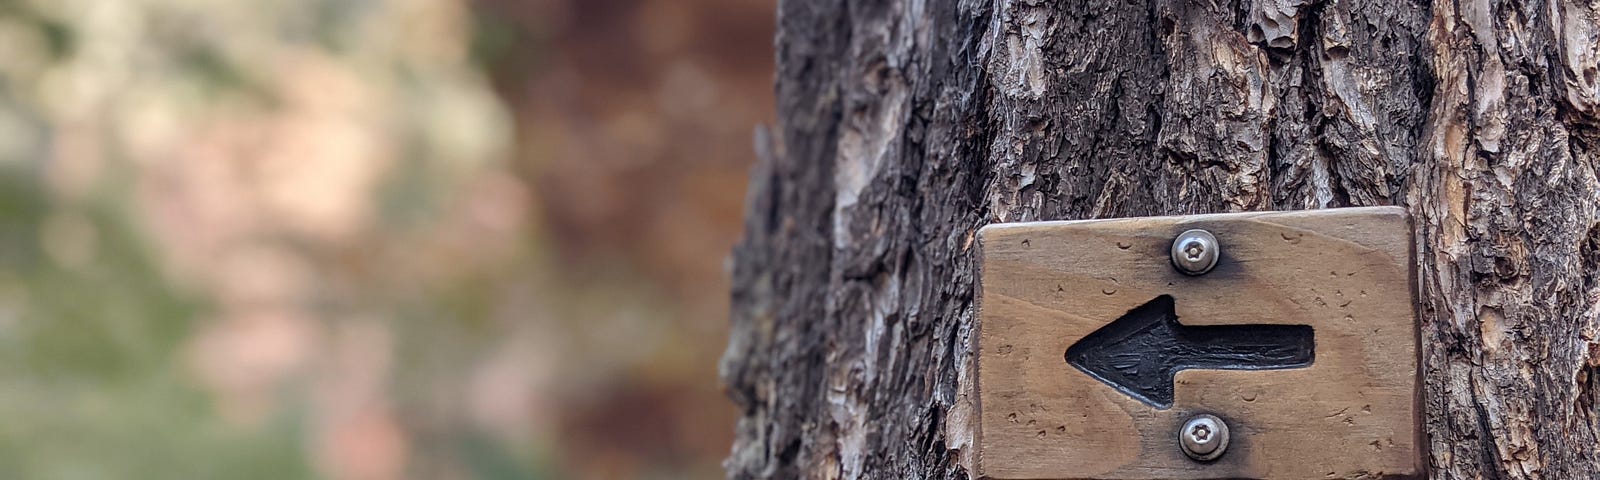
720, 0, 1600, 478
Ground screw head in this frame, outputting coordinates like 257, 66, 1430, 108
1179, 414, 1229, 461
1170, 229, 1219, 275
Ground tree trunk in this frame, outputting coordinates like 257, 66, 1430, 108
720, 0, 1600, 478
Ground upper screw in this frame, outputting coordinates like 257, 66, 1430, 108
1179, 414, 1229, 461
1170, 229, 1219, 275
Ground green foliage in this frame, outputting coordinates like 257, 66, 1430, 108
0, 170, 316, 479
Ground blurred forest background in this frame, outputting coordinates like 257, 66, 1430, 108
0, 0, 772, 478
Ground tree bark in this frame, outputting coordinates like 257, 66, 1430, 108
720, 0, 1600, 478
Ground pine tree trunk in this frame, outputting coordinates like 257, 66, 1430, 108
720, 0, 1600, 478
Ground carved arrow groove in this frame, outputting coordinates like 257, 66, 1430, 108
1065, 295, 1315, 409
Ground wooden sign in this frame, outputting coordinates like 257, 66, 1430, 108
973, 207, 1421, 479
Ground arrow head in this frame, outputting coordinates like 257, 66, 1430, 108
1066, 295, 1186, 407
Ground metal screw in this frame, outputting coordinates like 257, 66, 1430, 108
1170, 229, 1219, 275
1179, 414, 1229, 462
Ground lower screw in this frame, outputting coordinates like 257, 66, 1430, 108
1179, 414, 1230, 462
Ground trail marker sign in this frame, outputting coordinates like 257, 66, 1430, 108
973, 207, 1421, 479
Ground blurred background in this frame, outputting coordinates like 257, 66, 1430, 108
0, 0, 772, 478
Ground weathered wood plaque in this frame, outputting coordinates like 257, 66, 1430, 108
974, 207, 1421, 479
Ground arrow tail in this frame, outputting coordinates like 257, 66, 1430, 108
1175, 324, 1314, 371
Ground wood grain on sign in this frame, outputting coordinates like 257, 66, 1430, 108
973, 207, 1421, 480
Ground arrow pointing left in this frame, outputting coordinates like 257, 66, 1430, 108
1065, 295, 1315, 409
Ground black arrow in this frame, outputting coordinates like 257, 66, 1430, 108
1065, 295, 1314, 409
